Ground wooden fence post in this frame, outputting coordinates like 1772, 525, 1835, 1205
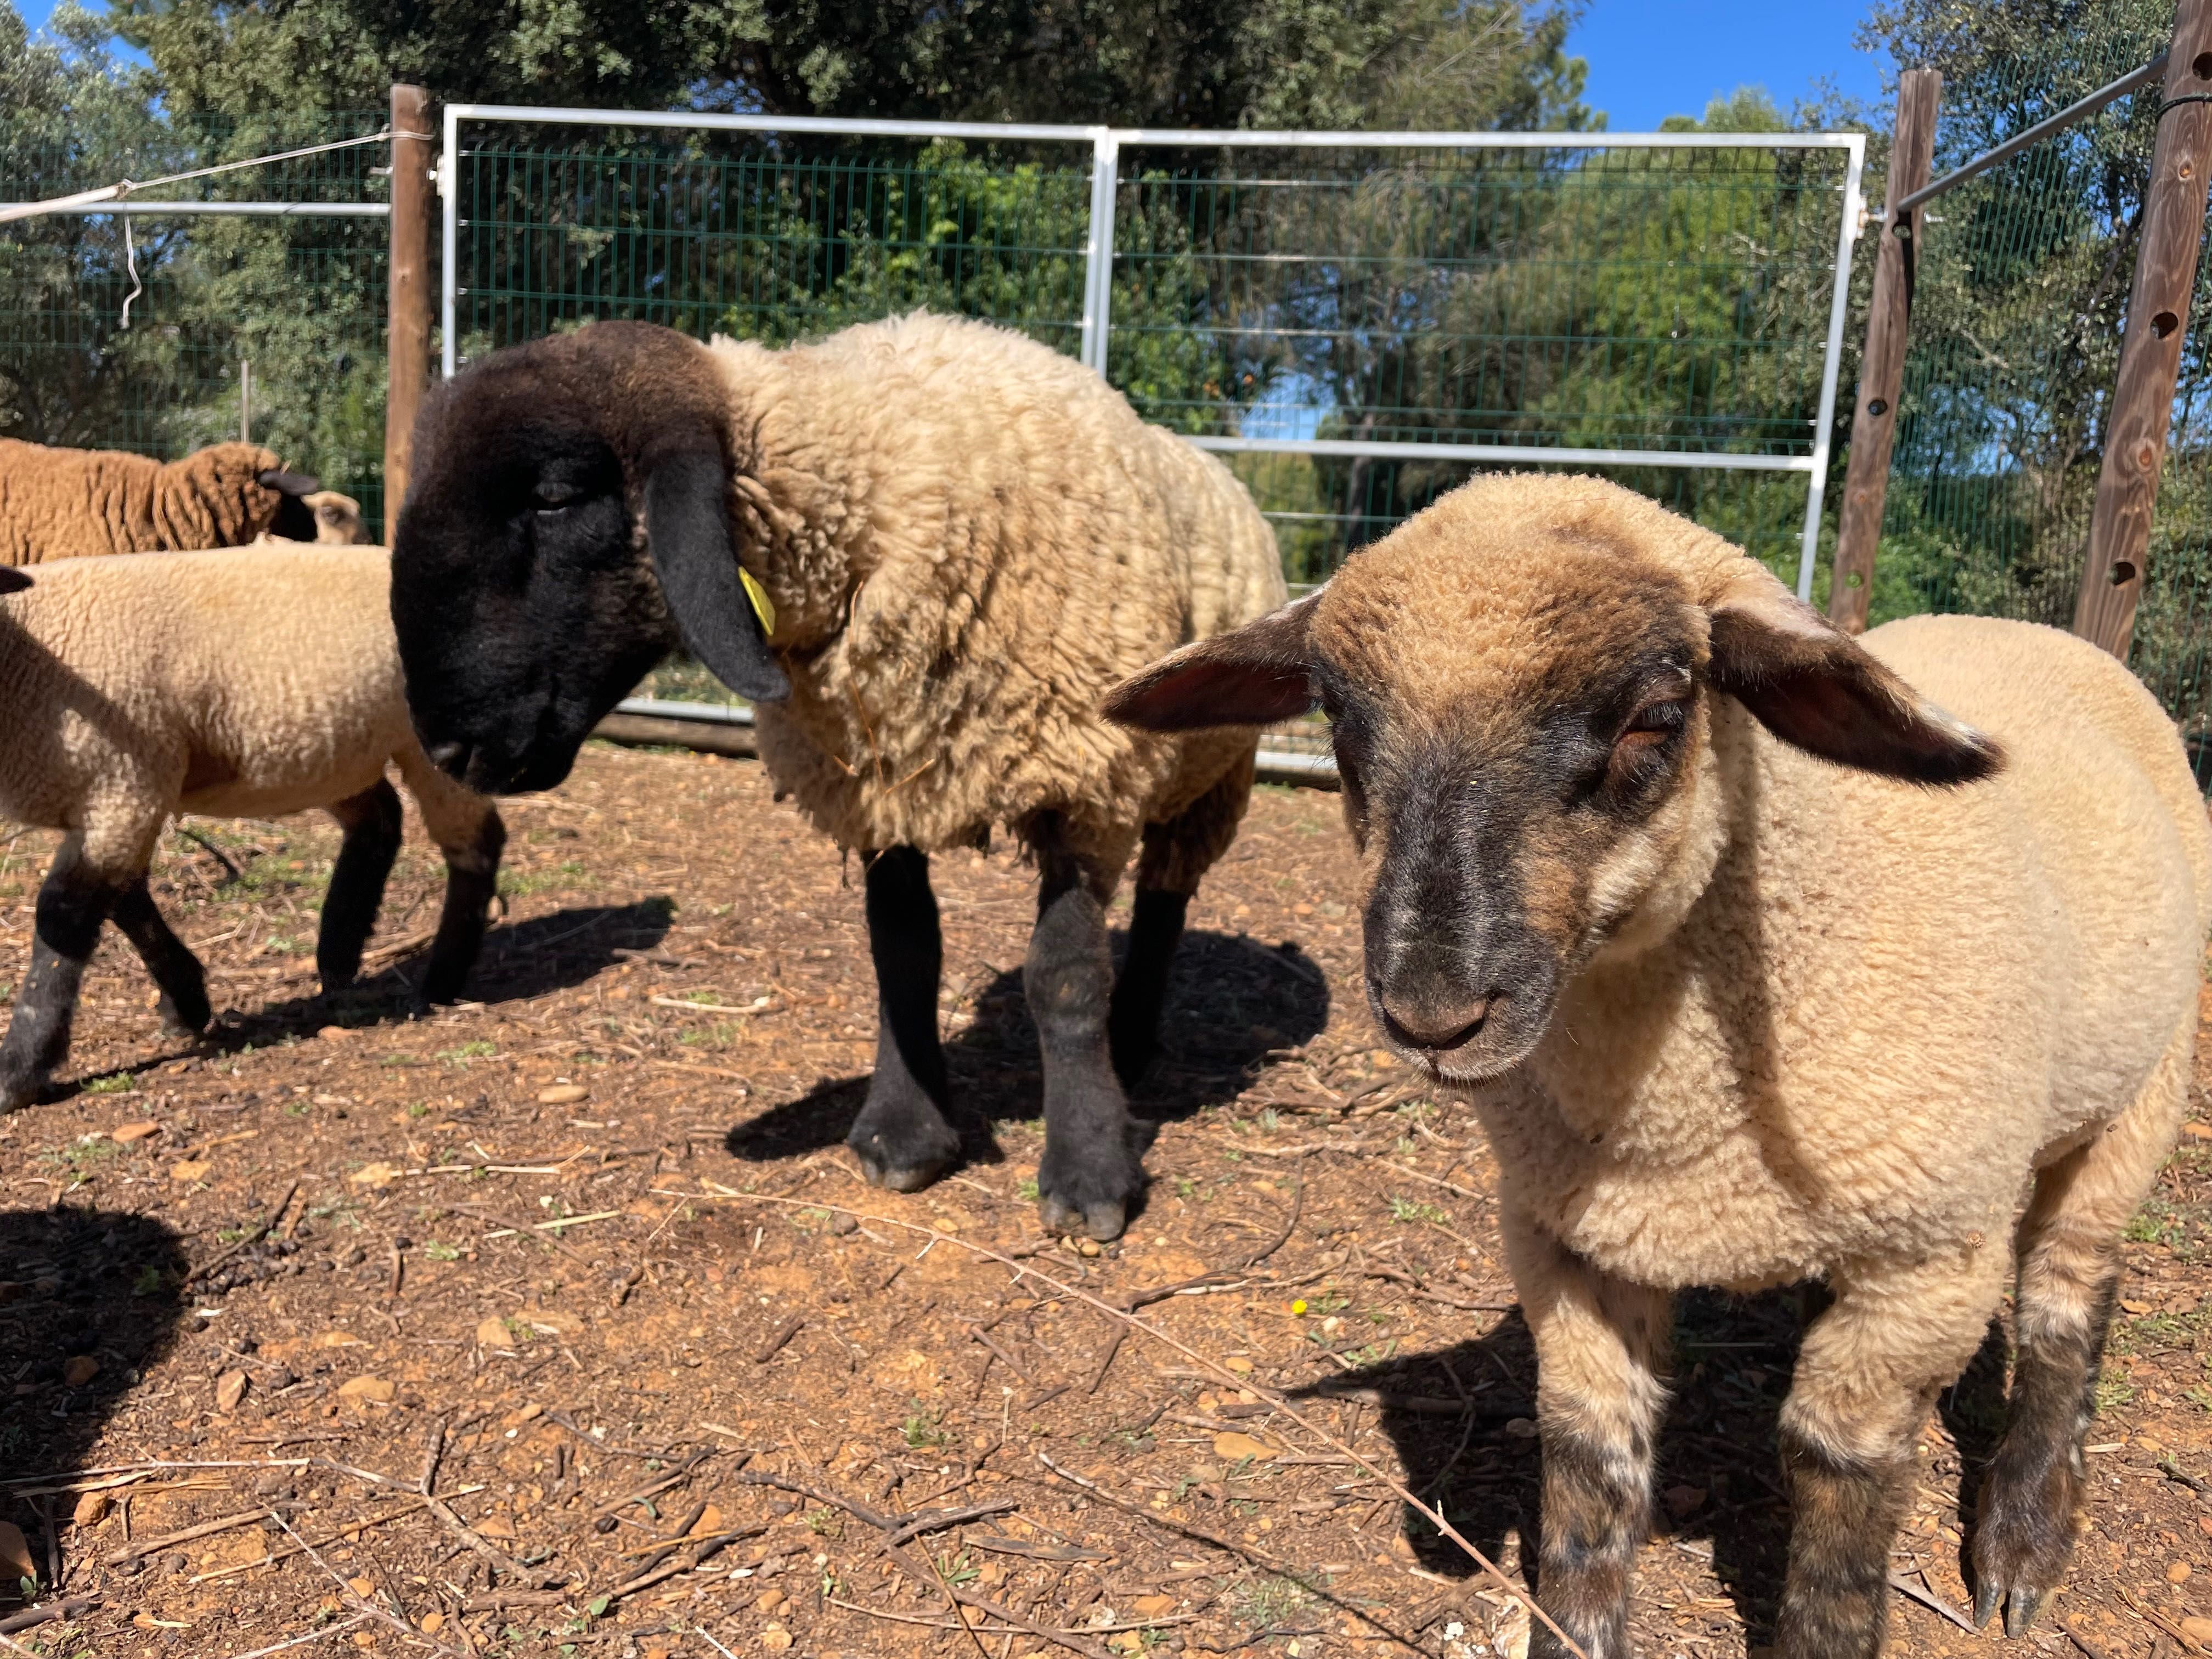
1829, 69, 1942, 634
382, 84, 433, 535
2072, 0, 2212, 656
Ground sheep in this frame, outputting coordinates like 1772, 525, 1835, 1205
0, 546, 505, 1112
387, 311, 1286, 1241
252, 488, 369, 547
1103, 473, 2212, 1658
0, 439, 326, 565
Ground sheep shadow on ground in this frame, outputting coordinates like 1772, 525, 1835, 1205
723, 928, 1330, 1169
0, 1207, 188, 1611
57, 899, 678, 1099
1316, 1283, 1961, 1647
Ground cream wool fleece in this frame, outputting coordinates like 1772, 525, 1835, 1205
709, 313, 1285, 884
0, 544, 486, 874
0, 440, 302, 567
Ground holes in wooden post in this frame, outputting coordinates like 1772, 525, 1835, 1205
2109, 561, 2138, 586
2153, 310, 2180, 338
1866, 397, 1888, 416
2193, 49, 2212, 79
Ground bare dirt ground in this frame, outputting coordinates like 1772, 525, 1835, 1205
3, 739, 2211, 1659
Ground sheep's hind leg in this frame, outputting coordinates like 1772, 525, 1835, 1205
317, 778, 404, 990
1973, 1020, 2191, 1637
111, 877, 210, 1035
1508, 1220, 1671, 1659
846, 846, 961, 1191
0, 837, 121, 1111
1110, 755, 1254, 1089
1776, 1246, 2005, 1657
1028, 816, 1142, 1242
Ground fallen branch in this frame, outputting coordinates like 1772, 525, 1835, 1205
105, 1505, 283, 1565
0, 1599, 95, 1636
189, 1490, 483, 1583
186, 1181, 298, 1284
1358, 1266, 1515, 1313
214, 1615, 373, 1659
1886, 1571, 1976, 1634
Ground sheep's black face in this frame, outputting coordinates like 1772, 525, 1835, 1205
393, 415, 677, 795
392, 322, 787, 796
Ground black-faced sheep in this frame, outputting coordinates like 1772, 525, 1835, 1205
1105, 473, 2212, 1657
387, 312, 1285, 1240
0, 548, 505, 1111
0, 439, 327, 564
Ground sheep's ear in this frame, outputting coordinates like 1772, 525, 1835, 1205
1706, 567, 2002, 786
0, 567, 29, 594
1103, 592, 1320, 731
256, 468, 321, 496
643, 449, 791, 705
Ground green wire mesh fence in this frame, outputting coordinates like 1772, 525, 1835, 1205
1872, 14, 2212, 778
0, 112, 393, 538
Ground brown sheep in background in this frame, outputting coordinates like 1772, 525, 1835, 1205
1107, 473, 2212, 1658
0, 438, 327, 565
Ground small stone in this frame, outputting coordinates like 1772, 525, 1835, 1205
110, 1121, 161, 1143
1221, 1356, 1252, 1374
347, 1576, 376, 1598
337, 1375, 394, 1403
476, 1315, 514, 1347
61, 1355, 99, 1387
830, 1214, 859, 1235
2183, 1617, 2212, 1647
317, 1025, 358, 1041
537, 1084, 589, 1105
420, 1612, 445, 1635
170, 1160, 212, 1183
2197, 1515, 2212, 1539
0, 1521, 36, 1581
1212, 1431, 1275, 1463
2169, 1560, 2193, 1584
71, 1491, 110, 1528
1503, 1417, 1539, 1439
755, 1589, 788, 1615
760, 1627, 794, 1652
215, 1370, 250, 1412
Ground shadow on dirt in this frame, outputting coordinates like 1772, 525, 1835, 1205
1306, 1284, 1920, 1646
0, 1206, 188, 1610
723, 928, 1330, 1167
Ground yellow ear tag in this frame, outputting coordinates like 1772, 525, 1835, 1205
739, 567, 776, 638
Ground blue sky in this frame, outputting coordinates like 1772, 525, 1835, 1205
16, 0, 1895, 132
1568, 0, 1891, 129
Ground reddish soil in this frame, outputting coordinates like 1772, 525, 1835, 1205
2, 740, 2209, 1659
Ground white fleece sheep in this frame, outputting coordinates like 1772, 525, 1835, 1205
387, 311, 1286, 1238
0, 546, 504, 1111
0, 439, 328, 564
1105, 473, 2212, 1657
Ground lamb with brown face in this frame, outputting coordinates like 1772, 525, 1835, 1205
1105, 473, 2212, 1658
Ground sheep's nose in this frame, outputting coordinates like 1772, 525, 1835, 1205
1378, 991, 1492, 1054
426, 740, 469, 777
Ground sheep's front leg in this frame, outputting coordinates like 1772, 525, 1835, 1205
0, 837, 121, 1111
1510, 1219, 1671, 1659
1028, 820, 1142, 1242
111, 877, 210, 1035
847, 845, 961, 1191
1778, 1248, 2005, 1657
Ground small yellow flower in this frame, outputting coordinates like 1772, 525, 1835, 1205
1289, 1299, 1308, 1316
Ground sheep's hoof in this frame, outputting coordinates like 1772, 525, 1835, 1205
1039, 1194, 1127, 1243
854, 1148, 951, 1193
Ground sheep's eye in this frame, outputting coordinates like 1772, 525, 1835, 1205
1615, 698, 1687, 755
533, 484, 583, 514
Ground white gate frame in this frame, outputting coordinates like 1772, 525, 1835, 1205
438, 106, 1864, 599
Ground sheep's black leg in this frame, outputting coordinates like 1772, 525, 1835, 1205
1974, 1033, 2183, 1637
1108, 887, 1186, 1091
1028, 817, 1141, 1242
0, 846, 115, 1111
318, 780, 404, 990
420, 808, 505, 1003
111, 877, 210, 1035
847, 845, 961, 1191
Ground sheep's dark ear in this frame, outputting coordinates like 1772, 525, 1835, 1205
644, 449, 791, 705
1103, 592, 1320, 731
1706, 568, 2002, 786
0, 567, 30, 594
256, 468, 321, 496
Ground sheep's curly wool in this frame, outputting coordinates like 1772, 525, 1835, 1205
712, 313, 1286, 885
0, 544, 486, 873
0, 439, 298, 566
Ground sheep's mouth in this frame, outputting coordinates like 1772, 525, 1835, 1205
1364, 978, 1548, 1086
